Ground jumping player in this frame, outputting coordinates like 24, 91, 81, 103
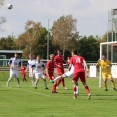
46, 54, 58, 94
20, 64, 27, 82
54, 49, 67, 89
96, 54, 117, 91
26, 54, 35, 87
50, 64, 79, 95
6, 53, 21, 87
32, 55, 48, 89
69, 50, 91, 99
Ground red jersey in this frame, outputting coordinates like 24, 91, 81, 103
46, 60, 54, 75
70, 55, 85, 73
54, 55, 66, 67
20, 67, 26, 75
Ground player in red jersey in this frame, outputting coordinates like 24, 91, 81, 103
20, 64, 27, 82
54, 49, 67, 89
46, 54, 58, 94
69, 50, 91, 99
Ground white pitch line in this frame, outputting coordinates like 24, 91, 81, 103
18, 88, 50, 97
7, 87, 50, 97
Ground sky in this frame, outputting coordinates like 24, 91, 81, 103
0, 0, 117, 38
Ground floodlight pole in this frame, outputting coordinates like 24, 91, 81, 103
47, 19, 50, 60
107, 10, 109, 60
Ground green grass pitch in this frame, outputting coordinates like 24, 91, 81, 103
0, 71, 117, 117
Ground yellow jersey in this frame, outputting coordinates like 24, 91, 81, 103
98, 60, 111, 73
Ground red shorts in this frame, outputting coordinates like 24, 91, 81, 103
56, 67, 64, 75
46, 74, 55, 80
22, 73, 26, 77
72, 72, 85, 83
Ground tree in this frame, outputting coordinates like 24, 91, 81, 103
0, 0, 6, 31
0, 36, 16, 50
52, 14, 77, 56
17, 20, 41, 58
25, 20, 41, 44
78, 36, 100, 61
66, 32, 81, 51
36, 27, 48, 59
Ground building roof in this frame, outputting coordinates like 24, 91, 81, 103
0, 50, 22, 53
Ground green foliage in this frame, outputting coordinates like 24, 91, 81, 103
78, 36, 100, 61
0, 36, 16, 50
0, 17, 107, 61
35, 27, 48, 59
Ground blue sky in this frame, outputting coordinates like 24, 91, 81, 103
0, 0, 117, 38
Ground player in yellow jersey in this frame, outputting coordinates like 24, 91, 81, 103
96, 54, 117, 91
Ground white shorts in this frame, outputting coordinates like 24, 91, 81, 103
64, 70, 74, 78
29, 71, 35, 78
29, 72, 33, 78
35, 73, 45, 79
10, 69, 19, 78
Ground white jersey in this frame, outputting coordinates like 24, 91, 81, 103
27, 59, 35, 77
70, 65, 74, 72
64, 65, 74, 78
32, 61, 45, 74
8, 57, 21, 70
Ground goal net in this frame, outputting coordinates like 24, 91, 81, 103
99, 41, 117, 88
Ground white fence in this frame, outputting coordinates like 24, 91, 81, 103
0, 59, 47, 71
0, 59, 117, 79
1, 59, 117, 88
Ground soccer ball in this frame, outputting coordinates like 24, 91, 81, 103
7, 4, 13, 9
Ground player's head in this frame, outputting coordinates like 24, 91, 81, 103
29, 54, 33, 60
57, 49, 62, 55
71, 50, 77, 56
50, 54, 54, 60
102, 54, 106, 60
14, 53, 18, 58
36, 55, 40, 61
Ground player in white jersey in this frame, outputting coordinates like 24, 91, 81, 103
52, 62, 87, 82
50, 62, 79, 95
32, 55, 48, 89
26, 54, 36, 87
6, 53, 21, 87
51, 64, 74, 82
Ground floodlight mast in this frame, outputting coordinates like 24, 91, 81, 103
47, 19, 50, 60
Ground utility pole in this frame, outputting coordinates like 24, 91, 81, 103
47, 19, 50, 60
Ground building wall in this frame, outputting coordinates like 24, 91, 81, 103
0, 53, 22, 59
